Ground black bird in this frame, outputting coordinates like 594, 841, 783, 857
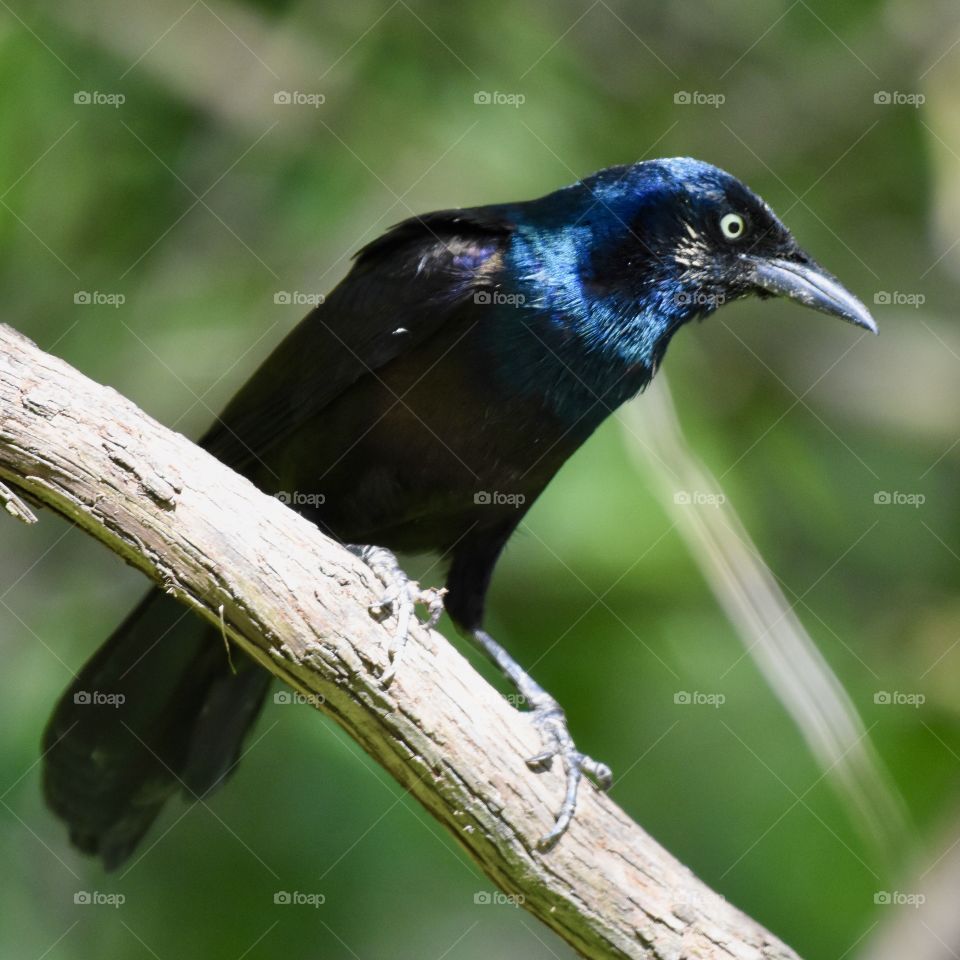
43, 158, 876, 868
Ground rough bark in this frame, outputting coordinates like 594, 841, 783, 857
0, 323, 802, 960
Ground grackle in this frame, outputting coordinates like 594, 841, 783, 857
43, 158, 876, 868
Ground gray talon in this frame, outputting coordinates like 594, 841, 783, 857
467, 628, 610, 849
349, 544, 446, 686
526, 700, 613, 850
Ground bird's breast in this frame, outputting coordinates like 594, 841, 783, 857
272, 309, 599, 554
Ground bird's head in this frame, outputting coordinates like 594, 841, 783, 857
577, 157, 876, 339
490, 158, 876, 417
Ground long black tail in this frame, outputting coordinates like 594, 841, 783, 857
42, 589, 270, 870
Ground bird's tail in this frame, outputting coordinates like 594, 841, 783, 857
42, 589, 270, 870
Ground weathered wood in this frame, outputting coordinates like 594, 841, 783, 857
0, 323, 801, 960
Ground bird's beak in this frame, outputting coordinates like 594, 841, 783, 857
744, 254, 878, 334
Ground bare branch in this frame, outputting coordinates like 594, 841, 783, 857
0, 477, 37, 523
0, 323, 802, 960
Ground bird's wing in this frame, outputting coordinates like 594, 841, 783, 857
200, 208, 514, 473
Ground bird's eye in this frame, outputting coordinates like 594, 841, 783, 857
719, 212, 746, 240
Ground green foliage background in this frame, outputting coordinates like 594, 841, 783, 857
1, 2, 958, 957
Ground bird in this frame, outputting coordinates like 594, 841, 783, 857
42, 157, 876, 869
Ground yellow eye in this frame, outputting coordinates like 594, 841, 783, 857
720, 212, 746, 240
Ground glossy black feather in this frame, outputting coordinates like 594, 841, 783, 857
42, 158, 875, 867
201, 209, 513, 473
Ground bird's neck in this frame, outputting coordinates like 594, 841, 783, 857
488, 229, 690, 423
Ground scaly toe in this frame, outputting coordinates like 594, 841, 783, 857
524, 702, 613, 848
372, 580, 447, 687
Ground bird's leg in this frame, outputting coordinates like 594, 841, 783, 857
470, 628, 613, 850
348, 545, 446, 686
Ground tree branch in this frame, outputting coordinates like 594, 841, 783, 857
0, 323, 802, 960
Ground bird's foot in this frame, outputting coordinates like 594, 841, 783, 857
467, 628, 611, 849
350, 545, 446, 686
524, 694, 613, 851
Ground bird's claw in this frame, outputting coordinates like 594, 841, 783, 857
525, 698, 613, 851
375, 580, 446, 686
352, 545, 446, 686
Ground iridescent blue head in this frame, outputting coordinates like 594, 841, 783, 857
498, 157, 875, 417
